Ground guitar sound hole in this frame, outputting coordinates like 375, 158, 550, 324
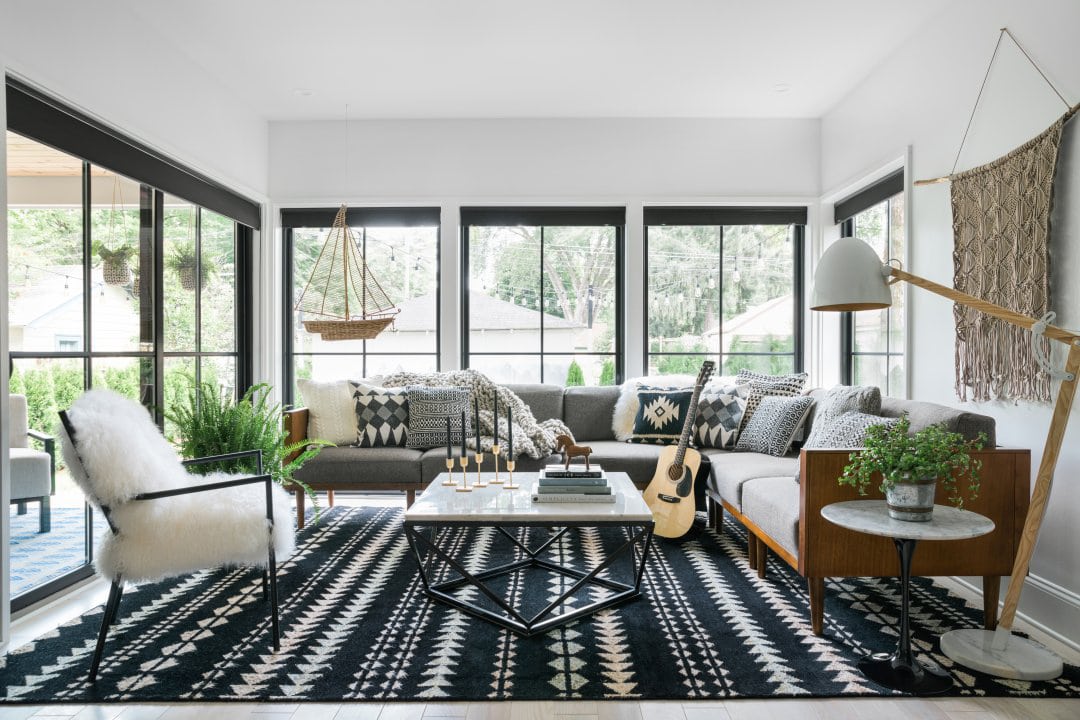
667, 464, 682, 482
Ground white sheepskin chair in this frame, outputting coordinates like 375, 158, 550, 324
57, 388, 295, 682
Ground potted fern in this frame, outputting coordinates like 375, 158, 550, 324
96, 243, 136, 286
167, 242, 215, 290
839, 415, 986, 521
164, 381, 329, 522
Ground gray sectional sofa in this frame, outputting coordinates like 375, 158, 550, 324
286, 383, 1031, 634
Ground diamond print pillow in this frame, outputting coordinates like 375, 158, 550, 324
629, 389, 693, 445
350, 384, 409, 448
405, 386, 471, 450
694, 388, 749, 450
736, 370, 808, 431
734, 394, 815, 457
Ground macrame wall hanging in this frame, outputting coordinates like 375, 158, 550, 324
917, 28, 1079, 403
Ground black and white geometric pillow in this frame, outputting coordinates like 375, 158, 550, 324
350, 384, 409, 448
804, 411, 898, 450
737, 370, 809, 430
405, 386, 472, 450
803, 385, 882, 448
734, 394, 815, 457
629, 389, 694, 445
694, 390, 748, 450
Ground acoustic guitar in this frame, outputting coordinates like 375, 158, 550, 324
642, 360, 715, 539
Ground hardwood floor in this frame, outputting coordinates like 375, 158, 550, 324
4, 496, 1077, 720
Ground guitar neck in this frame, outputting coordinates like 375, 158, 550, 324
673, 363, 713, 468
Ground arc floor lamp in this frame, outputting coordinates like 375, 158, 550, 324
813, 236, 1079, 680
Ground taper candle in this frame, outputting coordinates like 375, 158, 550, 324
446, 416, 452, 459
474, 396, 481, 451
507, 406, 513, 456
493, 393, 499, 443
460, 410, 467, 457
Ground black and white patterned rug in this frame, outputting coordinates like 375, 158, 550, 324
2, 506, 1078, 702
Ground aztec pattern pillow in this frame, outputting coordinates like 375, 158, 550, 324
803, 385, 882, 448
297, 378, 357, 445
734, 394, 815, 457
405, 386, 472, 450
737, 370, 808, 431
694, 386, 750, 450
629, 388, 694, 445
350, 383, 409, 448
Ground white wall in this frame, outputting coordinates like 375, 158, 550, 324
821, 0, 1080, 648
269, 117, 820, 385
0, 0, 269, 200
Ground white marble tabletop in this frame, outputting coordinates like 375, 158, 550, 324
405, 471, 653, 524
821, 500, 995, 541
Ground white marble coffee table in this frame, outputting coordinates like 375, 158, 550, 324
405, 471, 655, 636
822, 500, 995, 695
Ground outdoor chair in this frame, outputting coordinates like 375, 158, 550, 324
8, 394, 54, 533
57, 389, 295, 682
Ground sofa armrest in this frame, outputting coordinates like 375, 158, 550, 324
798, 447, 1030, 578
283, 407, 310, 464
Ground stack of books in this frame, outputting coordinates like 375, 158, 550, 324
532, 465, 615, 503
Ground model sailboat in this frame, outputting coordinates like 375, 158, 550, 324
294, 204, 400, 340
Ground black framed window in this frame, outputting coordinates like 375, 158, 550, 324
836, 170, 906, 396
461, 207, 624, 385
6, 80, 255, 610
644, 207, 805, 376
282, 207, 440, 405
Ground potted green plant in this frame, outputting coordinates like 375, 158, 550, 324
96, 243, 136, 286
164, 381, 330, 522
167, 242, 215, 290
839, 415, 986, 521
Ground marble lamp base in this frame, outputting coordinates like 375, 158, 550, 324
941, 627, 1062, 680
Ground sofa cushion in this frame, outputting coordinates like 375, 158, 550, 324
506, 384, 564, 424
297, 378, 356, 446
742, 476, 801, 558
803, 385, 881, 449
737, 371, 808, 430
10, 447, 51, 500
405, 386, 471, 450
694, 389, 748, 450
880, 397, 996, 446
735, 395, 815, 457
293, 446, 424, 487
575, 440, 666, 486
705, 450, 798, 511
563, 385, 620, 441
630, 388, 694, 445
351, 384, 409, 447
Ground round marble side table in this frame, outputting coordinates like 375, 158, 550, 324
821, 499, 995, 695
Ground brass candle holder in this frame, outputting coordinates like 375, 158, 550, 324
456, 454, 472, 492
443, 457, 456, 486
490, 444, 503, 484
503, 459, 518, 489
473, 451, 487, 488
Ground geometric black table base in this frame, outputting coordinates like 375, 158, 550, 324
405, 520, 655, 637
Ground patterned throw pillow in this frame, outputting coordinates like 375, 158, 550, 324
405, 386, 472, 450
694, 388, 749, 450
350, 383, 409, 447
737, 370, 808, 430
629, 389, 693, 445
796, 411, 899, 483
803, 385, 882, 448
734, 395, 815, 457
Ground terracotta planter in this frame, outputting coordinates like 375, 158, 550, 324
885, 472, 936, 522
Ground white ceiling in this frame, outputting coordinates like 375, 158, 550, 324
120, 0, 952, 121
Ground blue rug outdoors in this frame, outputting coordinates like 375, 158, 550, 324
8, 506, 109, 598
2, 505, 1078, 703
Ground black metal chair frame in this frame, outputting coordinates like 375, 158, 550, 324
11, 428, 55, 533
58, 411, 281, 683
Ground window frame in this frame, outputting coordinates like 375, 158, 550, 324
281, 207, 442, 405
459, 207, 626, 385
642, 207, 806, 376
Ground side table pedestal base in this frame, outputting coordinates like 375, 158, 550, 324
941, 628, 1062, 681
858, 652, 952, 695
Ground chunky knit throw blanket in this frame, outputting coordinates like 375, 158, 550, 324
380, 369, 571, 459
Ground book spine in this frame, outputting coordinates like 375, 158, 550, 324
542, 471, 604, 478
532, 494, 617, 503
536, 486, 611, 494
538, 477, 608, 486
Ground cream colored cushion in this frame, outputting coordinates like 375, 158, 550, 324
297, 379, 357, 445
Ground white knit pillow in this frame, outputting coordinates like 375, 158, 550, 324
297, 379, 357, 445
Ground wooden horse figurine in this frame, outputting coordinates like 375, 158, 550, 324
555, 434, 593, 471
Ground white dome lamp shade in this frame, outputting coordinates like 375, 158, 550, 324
811, 236, 893, 312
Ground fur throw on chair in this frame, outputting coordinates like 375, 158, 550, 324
58, 389, 295, 582
378, 369, 572, 459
